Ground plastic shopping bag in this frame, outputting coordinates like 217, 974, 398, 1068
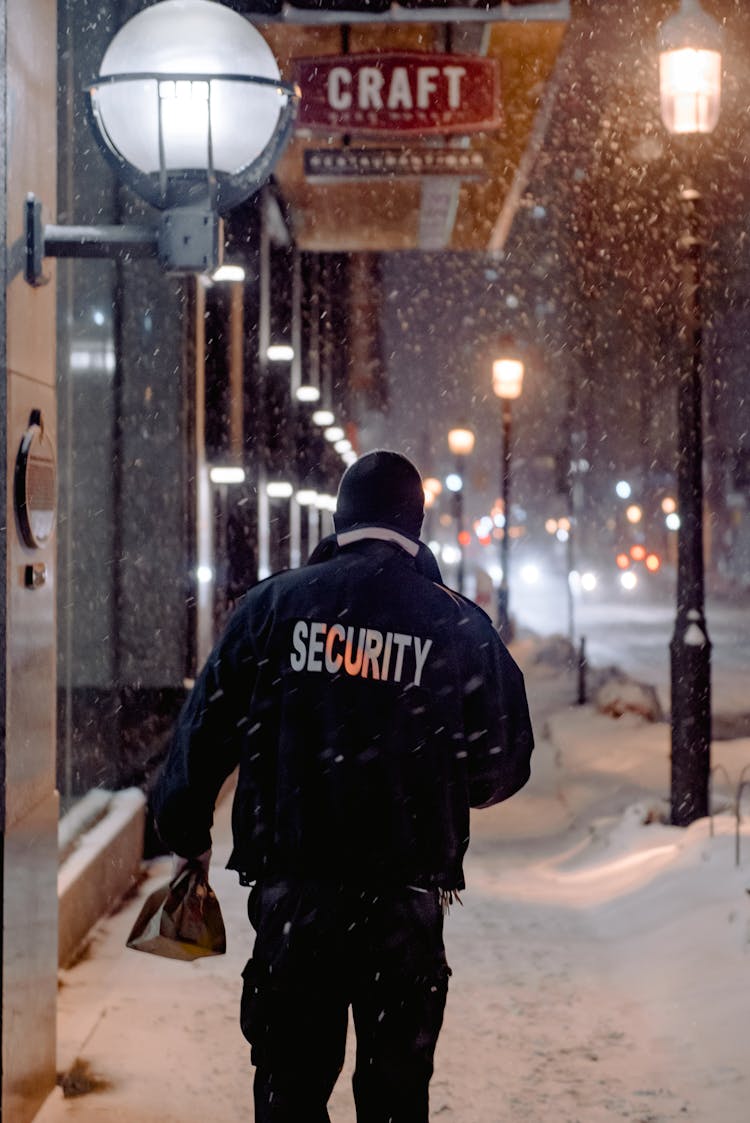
126, 862, 226, 960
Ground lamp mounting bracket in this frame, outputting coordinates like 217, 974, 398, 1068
24, 194, 223, 285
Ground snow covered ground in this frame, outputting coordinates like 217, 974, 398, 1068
35, 635, 750, 1122
427, 643, 750, 1123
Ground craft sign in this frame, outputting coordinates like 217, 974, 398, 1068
293, 52, 501, 136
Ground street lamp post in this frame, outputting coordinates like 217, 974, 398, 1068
422, 476, 442, 542
658, 0, 721, 826
447, 426, 475, 595
492, 354, 525, 640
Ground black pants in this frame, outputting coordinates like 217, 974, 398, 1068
240, 881, 450, 1123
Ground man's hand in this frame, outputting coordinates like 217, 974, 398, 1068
172, 848, 212, 880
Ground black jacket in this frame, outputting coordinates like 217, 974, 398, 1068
153, 530, 534, 891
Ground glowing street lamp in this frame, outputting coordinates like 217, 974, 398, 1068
492, 349, 525, 639
423, 477, 442, 541
447, 426, 475, 594
423, 477, 442, 505
267, 344, 295, 362
657, 0, 722, 826
491, 357, 524, 401
447, 426, 476, 458
658, 0, 722, 135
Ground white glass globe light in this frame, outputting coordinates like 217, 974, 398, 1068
89, 0, 294, 210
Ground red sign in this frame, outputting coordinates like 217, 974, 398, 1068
293, 52, 501, 137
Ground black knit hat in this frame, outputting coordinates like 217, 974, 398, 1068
334, 450, 424, 539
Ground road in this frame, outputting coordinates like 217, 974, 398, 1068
512, 577, 750, 725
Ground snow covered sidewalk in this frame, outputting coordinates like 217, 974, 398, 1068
34, 639, 750, 1122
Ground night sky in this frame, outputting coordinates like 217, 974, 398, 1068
362, 0, 750, 583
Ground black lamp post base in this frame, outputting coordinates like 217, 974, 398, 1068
669, 630, 711, 826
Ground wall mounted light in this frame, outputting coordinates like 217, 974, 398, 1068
211, 264, 246, 283
267, 344, 295, 362
266, 481, 294, 499
295, 489, 318, 506
209, 465, 245, 484
296, 385, 321, 402
25, 0, 298, 284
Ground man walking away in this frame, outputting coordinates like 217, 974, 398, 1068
153, 449, 534, 1123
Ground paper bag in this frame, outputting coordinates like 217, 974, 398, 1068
126, 863, 226, 960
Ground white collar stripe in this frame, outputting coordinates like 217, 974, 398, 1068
336, 526, 420, 557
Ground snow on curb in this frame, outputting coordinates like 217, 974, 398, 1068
58, 788, 146, 968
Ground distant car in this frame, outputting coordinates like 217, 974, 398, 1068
614, 546, 664, 593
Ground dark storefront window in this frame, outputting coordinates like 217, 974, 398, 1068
56, 1, 194, 813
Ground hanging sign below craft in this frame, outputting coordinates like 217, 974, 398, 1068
303, 147, 487, 180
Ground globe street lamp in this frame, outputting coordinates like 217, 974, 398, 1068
492, 353, 524, 640
447, 426, 475, 595
657, 0, 721, 827
25, 0, 298, 282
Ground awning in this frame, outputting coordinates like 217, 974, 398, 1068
263, 13, 568, 252
242, 0, 569, 23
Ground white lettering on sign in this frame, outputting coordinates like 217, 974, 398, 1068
290, 620, 433, 686
444, 66, 467, 108
328, 67, 352, 110
416, 67, 439, 109
324, 64, 468, 115
359, 67, 384, 110
387, 68, 411, 110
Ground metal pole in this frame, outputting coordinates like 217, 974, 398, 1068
193, 277, 214, 666
565, 367, 577, 645
669, 181, 712, 827
497, 398, 512, 639
257, 191, 271, 580
44, 222, 157, 259
565, 504, 576, 645
455, 454, 465, 595
577, 635, 587, 706
228, 282, 244, 460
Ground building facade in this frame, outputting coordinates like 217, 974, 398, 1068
1, 2, 364, 1118
13, 3, 750, 1121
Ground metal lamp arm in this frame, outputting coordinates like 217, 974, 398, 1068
25, 194, 158, 286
